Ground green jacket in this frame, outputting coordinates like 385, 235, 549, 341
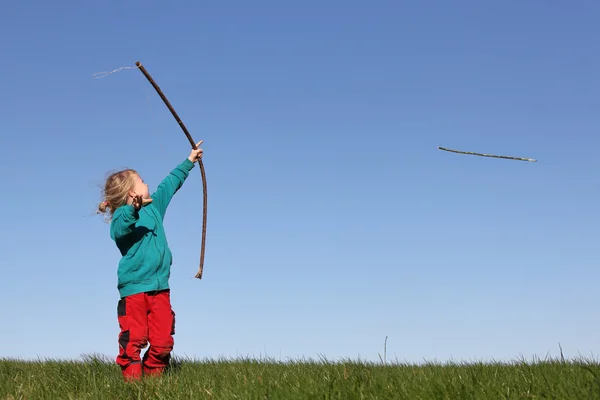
110, 158, 195, 298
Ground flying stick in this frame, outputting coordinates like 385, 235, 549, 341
438, 146, 537, 162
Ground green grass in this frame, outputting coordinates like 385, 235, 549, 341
2, 354, 600, 399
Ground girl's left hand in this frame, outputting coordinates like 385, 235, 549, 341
188, 140, 204, 163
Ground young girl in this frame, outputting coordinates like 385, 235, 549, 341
97, 141, 204, 381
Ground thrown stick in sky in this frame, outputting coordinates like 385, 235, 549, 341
437, 146, 537, 162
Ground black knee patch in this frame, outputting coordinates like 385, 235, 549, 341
119, 330, 130, 358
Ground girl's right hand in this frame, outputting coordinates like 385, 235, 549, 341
132, 194, 153, 210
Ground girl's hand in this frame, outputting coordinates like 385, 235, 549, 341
188, 140, 204, 163
132, 194, 153, 211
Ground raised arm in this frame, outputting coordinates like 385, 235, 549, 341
150, 158, 195, 219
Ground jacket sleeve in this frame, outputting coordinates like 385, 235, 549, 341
110, 205, 139, 241
150, 158, 195, 219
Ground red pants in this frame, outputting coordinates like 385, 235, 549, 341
116, 289, 175, 380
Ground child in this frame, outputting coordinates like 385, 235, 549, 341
97, 141, 204, 381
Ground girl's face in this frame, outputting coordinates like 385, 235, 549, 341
130, 173, 150, 199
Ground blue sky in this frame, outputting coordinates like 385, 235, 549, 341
1, 0, 599, 364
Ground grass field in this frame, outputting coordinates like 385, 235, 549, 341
2, 354, 600, 399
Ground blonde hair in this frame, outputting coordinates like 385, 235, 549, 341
97, 169, 138, 220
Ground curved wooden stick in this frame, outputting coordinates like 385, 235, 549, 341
135, 61, 207, 279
